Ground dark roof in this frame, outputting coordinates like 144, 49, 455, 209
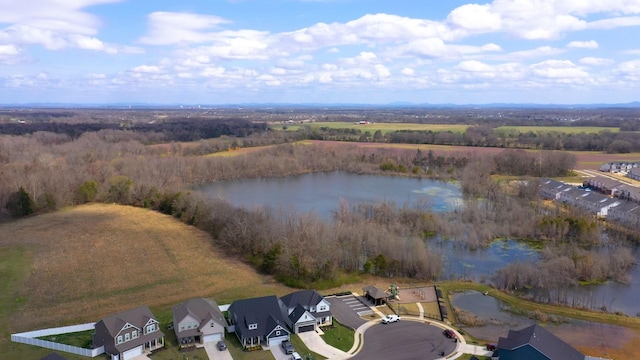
172, 297, 225, 329
497, 324, 584, 360
362, 286, 388, 299
289, 304, 311, 323
41, 353, 68, 360
280, 290, 324, 309
98, 305, 157, 336
229, 295, 289, 338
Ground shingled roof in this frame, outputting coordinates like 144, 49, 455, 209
497, 324, 584, 360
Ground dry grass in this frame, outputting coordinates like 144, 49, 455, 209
0, 203, 291, 334
274, 122, 469, 134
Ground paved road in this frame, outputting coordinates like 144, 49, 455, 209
350, 321, 457, 360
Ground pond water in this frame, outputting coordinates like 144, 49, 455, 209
197, 171, 640, 317
197, 172, 462, 221
451, 290, 634, 354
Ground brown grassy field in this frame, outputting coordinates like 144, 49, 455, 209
0, 204, 292, 359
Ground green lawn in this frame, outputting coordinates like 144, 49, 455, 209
290, 334, 326, 360
225, 332, 276, 360
320, 321, 354, 352
37, 330, 93, 348
495, 125, 621, 134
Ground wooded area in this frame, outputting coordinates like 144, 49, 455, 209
0, 108, 637, 301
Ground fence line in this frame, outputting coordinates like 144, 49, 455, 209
11, 322, 105, 358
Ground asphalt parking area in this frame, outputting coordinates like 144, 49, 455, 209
350, 320, 457, 360
326, 295, 371, 329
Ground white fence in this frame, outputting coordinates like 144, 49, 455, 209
11, 322, 105, 357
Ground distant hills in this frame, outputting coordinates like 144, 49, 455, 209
1, 101, 640, 109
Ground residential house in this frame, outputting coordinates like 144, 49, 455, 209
607, 201, 640, 229
494, 324, 585, 360
612, 184, 640, 203
93, 305, 164, 360
280, 290, 332, 333
172, 297, 226, 348
538, 179, 573, 200
228, 295, 290, 348
628, 167, 640, 181
558, 188, 588, 207
576, 192, 621, 217
584, 176, 623, 195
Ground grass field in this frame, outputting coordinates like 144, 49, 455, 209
321, 321, 354, 352
0, 203, 293, 360
274, 121, 469, 134
495, 125, 621, 134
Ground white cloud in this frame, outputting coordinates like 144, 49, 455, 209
588, 16, 640, 29
138, 12, 231, 45
530, 59, 589, 80
401, 67, 414, 76
567, 40, 599, 49
615, 59, 640, 81
579, 57, 614, 66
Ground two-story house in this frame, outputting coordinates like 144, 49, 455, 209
228, 295, 290, 348
279, 290, 332, 333
172, 297, 226, 348
93, 305, 164, 360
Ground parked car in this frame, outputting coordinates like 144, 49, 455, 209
381, 314, 401, 323
281, 340, 295, 354
443, 329, 456, 338
216, 340, 227, 351
486, 343, 497, 351
291, 352, 303, 360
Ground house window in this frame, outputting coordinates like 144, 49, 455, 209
276, 330, 280, 336
248, 324, 257, 330
147, 324, 155, 333
117, 336, 123, 344
132, 330, 138, 339
180, 325, 185, 331
125, 333, 130, 341
211, 322, 215, 327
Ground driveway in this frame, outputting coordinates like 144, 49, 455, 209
350, 320, 457, 360
298, 330, 347, 359
203, 342, 233, 360
270, 342, 292, 360
326, 295, 370, 330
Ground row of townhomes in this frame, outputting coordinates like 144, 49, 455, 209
539, 178, 640, 229
92, 290, 331, 360
599, 161, 640, 174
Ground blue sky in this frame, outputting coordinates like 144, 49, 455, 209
1, 0, 640, 105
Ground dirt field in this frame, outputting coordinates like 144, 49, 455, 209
0, 204, 291, 333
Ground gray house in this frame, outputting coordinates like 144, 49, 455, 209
228, 295, 290, 348
494, 324, 585, 360
172, 297, 226, 348
93, 305, 164, 360
280, 290, 333, 333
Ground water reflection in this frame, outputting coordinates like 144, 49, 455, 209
451, 290, 633, 351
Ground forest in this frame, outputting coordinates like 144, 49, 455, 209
0, 108, 637, 306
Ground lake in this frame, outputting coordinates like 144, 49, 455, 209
197, 172, 462, 221
197, 171, 640, 317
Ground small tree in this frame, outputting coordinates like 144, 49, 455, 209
6, 187, 34, 218
75, 180, 99, 204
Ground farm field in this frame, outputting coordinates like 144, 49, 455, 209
495, 125, 622, 134
0, 203, 292, 360
273, 121, 469, 134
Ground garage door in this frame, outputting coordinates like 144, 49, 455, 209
267, 336, 288, 347
122, 345, 143, 360
203, 333, 222, 343
297, 324, 315, 333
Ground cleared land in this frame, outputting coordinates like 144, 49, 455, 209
495, 125, 621, 134
0, 204, 292, 360
274, 121, 469, 134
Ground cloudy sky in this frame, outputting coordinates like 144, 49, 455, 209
1, 0, 639, 105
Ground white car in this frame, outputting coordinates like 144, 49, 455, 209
291, 352, 303, 360
382, 314, 401, 323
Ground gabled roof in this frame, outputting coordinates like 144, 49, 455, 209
172, 297, 225, 329
609, 201, 640, 213
229, 295, 289, 338
362, 286, 388, 299
97, 305, 157, 336
289, 303, 312, 323
497, 324, 584, 360
280, 290, 325, 309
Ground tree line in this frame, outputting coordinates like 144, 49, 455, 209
1, 123, 634, 294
